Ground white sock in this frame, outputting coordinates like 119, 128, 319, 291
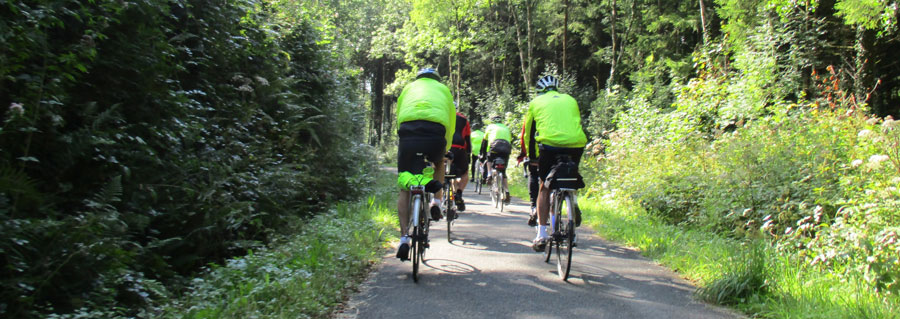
432, 198, 441, 207
538, 225, 549, 239
400, 235, 410, 245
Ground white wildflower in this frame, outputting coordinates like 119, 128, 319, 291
237, 84, 253, 92
254, 76, 269, 86
851, 159, 864, 168
866, 117, 880, 125
858, 129, 873, 138
869, 154, 890, 164
8, 102, 24, 116
884, 118, 898, 129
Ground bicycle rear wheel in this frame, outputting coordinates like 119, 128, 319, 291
556, 195, 575, 280
412, 225, 420, 282
446, 207, 453, 243
499, 174, 505, 212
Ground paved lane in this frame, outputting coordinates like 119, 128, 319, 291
336, 180, 739, 319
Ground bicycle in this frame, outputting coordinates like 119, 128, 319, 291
489, 157, 508, 212
474, 157, 485, 194
403, 157, 438, 283
443, 158, 458, 242
542, 154, 583, 281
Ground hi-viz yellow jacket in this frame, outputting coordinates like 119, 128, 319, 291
471, 130, 485, 156
397, 77, 456, 152
480, 123, 512, 155
522, 89, 587, 158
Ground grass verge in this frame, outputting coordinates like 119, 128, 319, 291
581, 196, 899, 318
156, 170, 398, 318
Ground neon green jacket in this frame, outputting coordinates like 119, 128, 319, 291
471, 130, 485, 156
397, 78, 456, 152
523, 90, 587, 157
482, 123, 512, 154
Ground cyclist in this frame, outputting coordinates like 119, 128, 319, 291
522, 75, 587, 252
480, 117, 513, 204
448, 110, 472, 212
516, 125, 540, 225
395, 68, 456, 260
470, 129, 485, 181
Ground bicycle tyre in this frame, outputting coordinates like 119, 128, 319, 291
499, 174, 505, 212
544, 193, 562, 263
492, 172, 500, 208
412, 225, 420, 283
446, 207, 453, 243
556, 195, 575, 280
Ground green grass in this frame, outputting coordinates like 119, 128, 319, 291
156, 171, 398, 318
579, 196, 900, 318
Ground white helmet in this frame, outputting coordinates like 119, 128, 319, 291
536, 75, 559, 93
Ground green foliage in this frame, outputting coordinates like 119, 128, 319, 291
1, 0, 374, 317
835, 0, 898, 31
157, 171, 396, 318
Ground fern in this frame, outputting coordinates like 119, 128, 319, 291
0, 164, 40, 201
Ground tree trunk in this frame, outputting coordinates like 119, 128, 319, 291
699, 0, 708, 44
608, 0, 617, 90
372, 60, 384, 145
512, 2, 530, 91
564, 0, 569, 72
854, 26, 876, 113
526, 0, 533, 84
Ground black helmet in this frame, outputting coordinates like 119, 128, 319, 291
416, 68, 441, 81
536, 75, 559, 93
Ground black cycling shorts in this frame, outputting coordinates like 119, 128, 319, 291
398, 120, 446, 175
448, 147, 469, 177
537, 144, 584, 181
488, 139, 512, 173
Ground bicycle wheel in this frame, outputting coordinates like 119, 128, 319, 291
490, 177, 497, 207
543, 195, 557, 263
556, 195, 575, 280
499, 174, 505, 212
412, 225, 420, 283
446, 202, 453, 242
475, 167, 482, 194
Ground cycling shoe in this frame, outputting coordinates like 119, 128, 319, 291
527, 212, 537, 227
574, 204, 582, 227
396, 243, 410, 261
455, 194, 466, 211
532, 237, 548, 252
430, 205, 442, 221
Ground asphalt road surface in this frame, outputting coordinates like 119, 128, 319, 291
336, 179, 740, 319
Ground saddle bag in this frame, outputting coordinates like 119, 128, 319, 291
544, 160, 585, 189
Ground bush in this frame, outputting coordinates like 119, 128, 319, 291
0, 1, 373, 317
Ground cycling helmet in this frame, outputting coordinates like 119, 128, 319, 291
535, 75, 559, 93
416, 68, 441, 81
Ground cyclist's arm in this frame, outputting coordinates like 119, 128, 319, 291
523, 107, 537, 158
517, 124, 527, 164
444, 90, 456, 153
463, 119, 472, 154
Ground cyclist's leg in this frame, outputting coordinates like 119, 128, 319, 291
528, 164, 539, 208
398, 190, 411, 236
455, 149, 469, 194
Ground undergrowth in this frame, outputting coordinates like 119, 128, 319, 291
154, 170, 397, 318
580, 189, 900, 318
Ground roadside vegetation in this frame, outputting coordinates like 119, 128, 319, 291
156, 171, 396, 318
